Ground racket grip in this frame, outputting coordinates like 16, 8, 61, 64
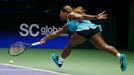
32, 42, 41, 46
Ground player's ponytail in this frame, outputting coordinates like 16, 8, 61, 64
73, 6, 86, 15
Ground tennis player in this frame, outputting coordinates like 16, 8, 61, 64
40, 5, 127, 71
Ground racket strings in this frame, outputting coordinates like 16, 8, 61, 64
9, 41, 40, 56
9, 43, 26, 55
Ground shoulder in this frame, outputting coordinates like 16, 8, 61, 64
68, 12, 83, 21
68, 12, 82, 18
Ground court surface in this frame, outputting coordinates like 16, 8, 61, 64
0, 48, 134, 75
0, 64, 68, 75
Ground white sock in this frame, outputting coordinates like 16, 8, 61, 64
116, 53, 121, 59
58, 56, 64, 64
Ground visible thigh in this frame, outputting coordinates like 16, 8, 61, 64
89, 32, 107, 49
67, 33, 87, 47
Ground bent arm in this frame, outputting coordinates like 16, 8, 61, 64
82, 14, 97, 20
68, 11, 107, 21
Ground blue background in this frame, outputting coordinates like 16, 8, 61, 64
0, 32, 69, 49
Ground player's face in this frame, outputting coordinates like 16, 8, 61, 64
59, 11, 67, 21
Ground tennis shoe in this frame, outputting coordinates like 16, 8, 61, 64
119, 54, 127, 71
51, 53, 62, 68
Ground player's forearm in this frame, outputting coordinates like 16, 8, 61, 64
40, 25, 67, 43
83, 14, 97, 20
43, 32, 59, 40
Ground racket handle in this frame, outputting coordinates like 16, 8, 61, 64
32, 42, 41, 46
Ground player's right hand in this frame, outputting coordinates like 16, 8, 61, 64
40, 38, 45, 44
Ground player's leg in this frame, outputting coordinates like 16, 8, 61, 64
89, 32, 127, 71
61, 33, 87, 58
51, 33, 86, 67
90, 32, 118, 56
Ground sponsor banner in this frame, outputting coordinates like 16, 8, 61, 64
0, 23, 69, 48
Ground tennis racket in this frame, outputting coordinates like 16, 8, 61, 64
8, 41, 41, 56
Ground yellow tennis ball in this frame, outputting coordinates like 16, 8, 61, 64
9, 60, 14, 64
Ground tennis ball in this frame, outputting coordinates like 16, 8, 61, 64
9, 60, 14, 64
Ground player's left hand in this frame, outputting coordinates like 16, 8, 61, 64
96, 11, 108, 19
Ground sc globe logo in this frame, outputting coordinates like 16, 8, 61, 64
19, 23, 61, 37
